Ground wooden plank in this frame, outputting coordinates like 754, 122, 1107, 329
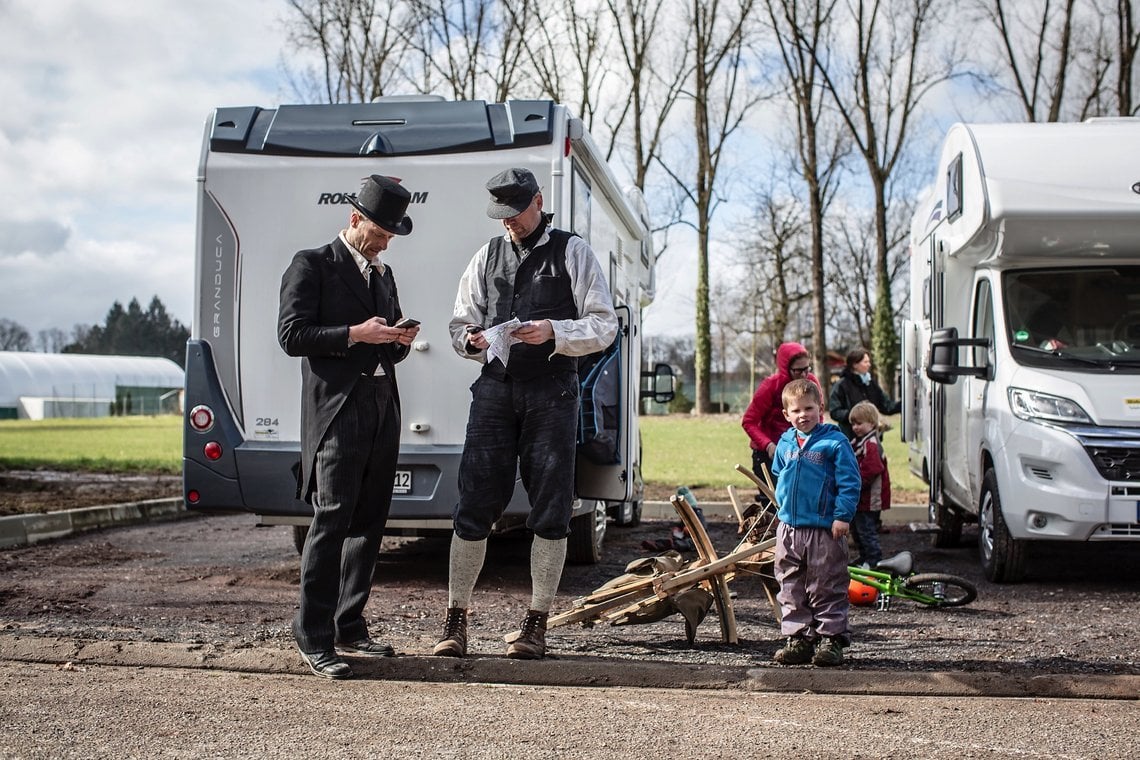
671, 494, 738, 644
734, 463, 777, 506
654, 539, 771, 593
547, 586, 660, 628
725, 484, 746, 532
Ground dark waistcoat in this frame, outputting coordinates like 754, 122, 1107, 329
483, 229, 578, 381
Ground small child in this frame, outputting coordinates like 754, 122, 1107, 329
770, 379, 861, 667
848, 400, 892, 569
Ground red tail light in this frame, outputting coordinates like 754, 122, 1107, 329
203, 441, 223, 460
189, 405, 214, 432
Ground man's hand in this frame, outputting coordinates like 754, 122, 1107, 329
465, 325, 488, 350
350, 316, 415, 345
831, 519, 850, 541
394, 323, 420, 346
510, 320, 553, 345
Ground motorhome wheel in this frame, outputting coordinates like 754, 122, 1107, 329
978, 470, 1026, 583
568, 499, 606, 564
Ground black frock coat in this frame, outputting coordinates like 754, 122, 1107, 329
277, 237, 407, 503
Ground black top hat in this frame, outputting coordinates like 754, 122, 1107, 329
486, 168, 540, 219
350, 175, 414, 235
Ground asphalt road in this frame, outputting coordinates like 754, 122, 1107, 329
3, 657, 1138, 759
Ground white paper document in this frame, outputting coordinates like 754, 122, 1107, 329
481, 318, 523, 366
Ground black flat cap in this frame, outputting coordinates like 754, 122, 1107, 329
486, 168, 540, 219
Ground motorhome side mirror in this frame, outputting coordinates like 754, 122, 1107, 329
927, 327, 961, 385
640, 363, 676, 403
927, 327, 991, 384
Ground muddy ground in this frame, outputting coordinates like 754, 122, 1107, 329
0, 470, 694, 517
1, 492, 1138, 678
0, 470, 183, 516
0, 469, 923, 517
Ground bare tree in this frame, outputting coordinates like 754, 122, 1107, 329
973, 0, 1114, 121
602, 0, 692, 191
36, 327, 69, 354
0, 318, 32, 351
825, 196, 911, 353
400, 0, 532, 101
709, 276, 743, 411
733, 181, 815, 390
284, 0, 412, 102
763, 0, 849, 396
1110, 0, 1140, 113
513, 0, 613, 131
825, 210, 878, 350
814, 0, 958, 388
660, 0, 763, 414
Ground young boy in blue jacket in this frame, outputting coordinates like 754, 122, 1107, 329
770, 379, 861, 666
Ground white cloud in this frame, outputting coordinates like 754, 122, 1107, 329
0, 0, 289, 334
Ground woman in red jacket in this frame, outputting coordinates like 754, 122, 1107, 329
741, 342, 823, 484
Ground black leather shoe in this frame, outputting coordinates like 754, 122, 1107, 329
299, 650, 353, 679
337, 638, 395, 657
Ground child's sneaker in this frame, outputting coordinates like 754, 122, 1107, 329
773, 636, 814, 665
812, 636, 845, 666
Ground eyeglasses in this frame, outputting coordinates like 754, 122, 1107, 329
789, 365, 812, 375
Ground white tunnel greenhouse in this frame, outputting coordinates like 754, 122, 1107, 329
0, 351, 184, 420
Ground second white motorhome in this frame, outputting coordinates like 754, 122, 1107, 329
183, 98, 674, 564
902, 119, 1140, 582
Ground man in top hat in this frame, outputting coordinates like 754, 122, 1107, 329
278, 174, 421, 679
433, 167, 618, 660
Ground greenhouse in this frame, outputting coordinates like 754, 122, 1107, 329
0, 351, 183, 420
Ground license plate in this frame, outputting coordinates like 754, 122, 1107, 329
393, 469, 412, 495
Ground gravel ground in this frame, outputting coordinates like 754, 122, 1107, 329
1, 504, 1138, 678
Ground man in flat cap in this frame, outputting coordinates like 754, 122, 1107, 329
278, 174, 421, 679
433, 167, 618, 660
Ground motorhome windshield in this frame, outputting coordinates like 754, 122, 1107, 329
1004, 266, 1140, 370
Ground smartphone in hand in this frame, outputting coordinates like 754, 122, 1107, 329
394, 317, 420, 329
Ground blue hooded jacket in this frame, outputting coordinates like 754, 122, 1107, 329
771, 421, 860, 529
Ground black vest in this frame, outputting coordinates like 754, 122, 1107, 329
369, 264, 399, 377
483, 229, 578, 381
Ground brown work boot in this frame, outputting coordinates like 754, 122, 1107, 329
431, 607, 468, 657
505, 609, 548, 660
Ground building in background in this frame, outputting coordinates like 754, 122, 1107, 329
0, 352, 183, 420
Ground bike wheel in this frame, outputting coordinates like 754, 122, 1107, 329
903, 573, 977, 607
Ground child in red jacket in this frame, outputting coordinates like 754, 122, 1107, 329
849, 401, 891, 568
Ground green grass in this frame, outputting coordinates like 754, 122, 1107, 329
0, 413, 925, 496
641, 414, 924, 495
0, 416, 182, 473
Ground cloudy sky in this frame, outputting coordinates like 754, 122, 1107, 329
0, 0, 697, 342
0, 1, 292, 339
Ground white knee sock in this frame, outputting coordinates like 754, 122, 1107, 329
529, 536, 567, 613
447, 534, 487, 610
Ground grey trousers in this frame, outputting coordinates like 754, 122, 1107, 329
293, 375, 400, 653
774, 522, 851, 643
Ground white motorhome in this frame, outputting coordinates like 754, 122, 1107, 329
901, 119, 1140, 581
183, 98, 674, 564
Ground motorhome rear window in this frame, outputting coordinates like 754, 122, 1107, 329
208, 100, 557, 156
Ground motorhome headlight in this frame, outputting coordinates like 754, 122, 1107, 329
1007, 387, 1091, 424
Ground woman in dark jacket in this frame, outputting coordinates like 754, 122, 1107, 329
828, 348, 900, 439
